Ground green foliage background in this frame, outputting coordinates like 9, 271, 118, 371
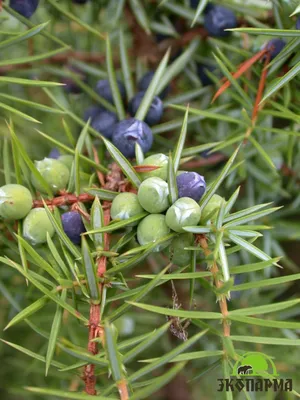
0, 1, 299, 399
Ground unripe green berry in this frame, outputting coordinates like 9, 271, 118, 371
166, 197, 201, 233
0, 184, 33, 220
23, 208, 55, 245
58, 155, 74, 169
140, 153, 169, 181
200, 194, 224, 223
137, 177, 169, 213
167, 233, 193, 266
137, 214, 170, 252
31, 158, 70, 194
111, 193, 144, 225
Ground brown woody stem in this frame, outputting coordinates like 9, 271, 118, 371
197, 235, 230, 337
33, 192, 95, 208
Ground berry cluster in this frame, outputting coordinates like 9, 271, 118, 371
0, 153, 86, 246
82, 72, 166, 158
0, 148, 224, 267
109, 153, 223, 265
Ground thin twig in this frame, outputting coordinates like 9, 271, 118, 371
197, 235, 230, 336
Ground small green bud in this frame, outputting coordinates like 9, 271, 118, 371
23, 208, 55, 245
0, 184, 33, 220
166, 197, 201, 233
111, 193, 144, 225
31, 158, 70, 194
140, 153, 169, 181
137, 214, 170, 252
137, 177, 169, 213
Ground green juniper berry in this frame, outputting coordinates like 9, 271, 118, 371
31, 158, 70, 194
137, 214, 170, 251
58, 155, 74, 170
137, 177, 169, 213
23, 208, 55, 245
0, 184, 33, 220
110, 193, 144, 223
166, 233, 193, 266
165, 197, 201, 232
140, 153, 169, 181
200, 193, 223, 223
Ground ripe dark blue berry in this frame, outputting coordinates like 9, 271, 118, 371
63, 66, 86, 94
190, 1, 214, 12
61, 211, 86, 245
176, 172, 206, 202
204, 5, 237, 37
48, 148, 60, 159
189, 0, 198, 9
10, 0, 39, 18
138, 71, 170, 100
263, 39, 286, 60
128, 92, 163, 126
73, 0, 89, 3
95, 79, 126, 104
83, 105, 103, 122
197, 64, 215, 86
296, 16, 300, 30
91, 110, 118, 139
112, 118, 153, 158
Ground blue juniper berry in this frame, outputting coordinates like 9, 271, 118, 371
263, 39, 286, 60
95, 79, 126, 104
176, 171, 206, 202
138, 71, 170, 100
112, 118, 153, 158
204, 5, 237, 37
10, 0, 39, 18
128, 92, 163, 126
61, 211, 86, 245
63, 66, 86, 94
197, 64, 216, 86
83, 105, 104, 122
48, 148, 60, 159
91, 110, 118, 139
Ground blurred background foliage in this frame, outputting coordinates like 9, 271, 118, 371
0, 0, 299, 399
